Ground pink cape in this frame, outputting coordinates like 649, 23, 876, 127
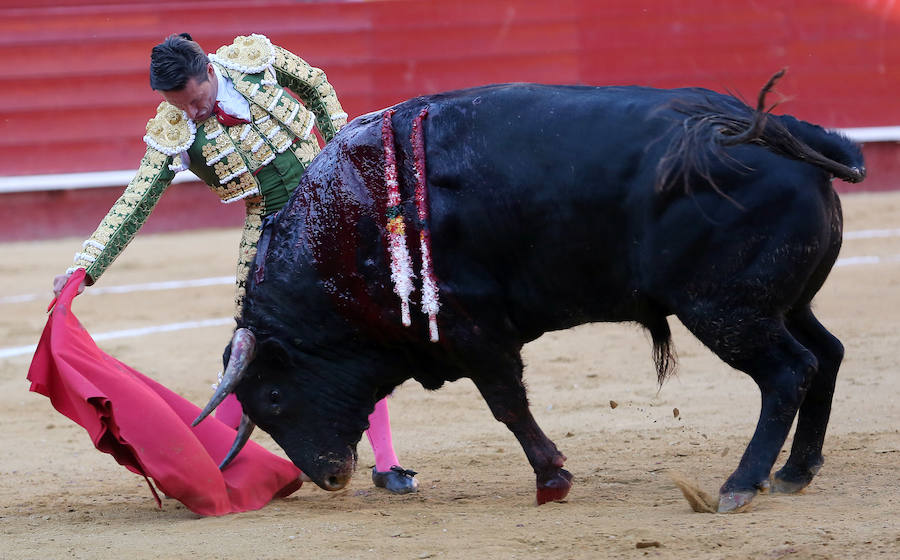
26, 269, 303, 516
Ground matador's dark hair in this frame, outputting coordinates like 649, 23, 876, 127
149, 33, 209, 91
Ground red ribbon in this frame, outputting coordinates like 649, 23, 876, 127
213, 101, 250, 127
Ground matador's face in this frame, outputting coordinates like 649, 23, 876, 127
160, 63, 218, 122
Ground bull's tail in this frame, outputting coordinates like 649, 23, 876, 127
774, 115, 866, 183
656, 70, 866, 198
646, 316, 676, 385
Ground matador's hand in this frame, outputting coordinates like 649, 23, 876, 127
53, 272, 86, 297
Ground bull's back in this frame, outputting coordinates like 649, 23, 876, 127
406, 85, 706, 336
292, 83, 844, 346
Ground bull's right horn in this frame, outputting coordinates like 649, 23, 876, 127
192, 328, 256, 427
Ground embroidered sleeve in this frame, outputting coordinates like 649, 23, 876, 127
271, 45, 347, 142
69, 147, 176, 284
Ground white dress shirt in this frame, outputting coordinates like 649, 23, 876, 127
214, 65, 252, 121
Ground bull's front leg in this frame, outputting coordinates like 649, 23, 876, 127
471, 372, 572, 505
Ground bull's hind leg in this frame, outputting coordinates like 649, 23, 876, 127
773, 306, 843, 493
471, 355, 572, 505
679, 310, 818, 512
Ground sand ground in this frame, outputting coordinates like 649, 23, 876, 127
1, 190, 898, 559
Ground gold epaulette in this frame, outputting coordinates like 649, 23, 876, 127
210, 34, 275, 74
143, 102, 196, 156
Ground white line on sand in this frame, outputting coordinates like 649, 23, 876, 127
0, 276, 234, 305
2, 229, 897, 359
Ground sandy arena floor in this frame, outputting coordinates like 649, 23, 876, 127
1, 190, 898, 559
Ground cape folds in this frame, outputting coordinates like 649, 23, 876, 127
26, 269, 302, 516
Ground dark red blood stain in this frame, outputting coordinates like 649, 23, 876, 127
302, 135, 395, 332
535, 469, 573, 505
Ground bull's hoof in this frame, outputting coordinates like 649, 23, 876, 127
372, 466, 419, 494
717, 489, 756, 513
772, 460, 821, 494
771, 477, 809, 494
536, 469, 573, 505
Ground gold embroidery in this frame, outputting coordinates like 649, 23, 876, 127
270, 45, 345, 141
270, 98, 292, 122
228, 67, 317, 143
255, 143, 275, 163
234, 195, 265, 318
228, 126, 264, 169
74, 147, 174, 281
210, 170, 257, 204
316, 82, 344, 117
250, 105, 267, 120
212, 34, 275, 74
212, 151, 246, 181
254, 115, 280, 142
274, 48, 311, 80
203, 118, 222, 136
252, 84, 279, 110
293, 138, 320, 164
201, 133, 232, 163
225, 172, 256, 194
270, 130, 292, 153
143, 102, 195, 155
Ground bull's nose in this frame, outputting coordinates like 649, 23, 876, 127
322, 472, 352, 491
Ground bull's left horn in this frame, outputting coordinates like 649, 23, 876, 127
218, 414, 256, 470
192, 328, 256, 427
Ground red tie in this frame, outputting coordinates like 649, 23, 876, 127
213, 101, 250, 127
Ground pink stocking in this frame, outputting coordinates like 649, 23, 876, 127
365, 397, 401, 472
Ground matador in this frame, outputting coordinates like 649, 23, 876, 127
53, 33, 418, 494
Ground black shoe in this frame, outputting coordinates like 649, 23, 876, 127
372, 466, 419, 494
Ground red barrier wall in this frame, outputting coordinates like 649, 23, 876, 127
1, 0, 897, 241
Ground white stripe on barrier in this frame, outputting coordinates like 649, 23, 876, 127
0, 125, 897, 195
0, 317, 233, 359
0, 169, 202, 194
838, 126, 900, 143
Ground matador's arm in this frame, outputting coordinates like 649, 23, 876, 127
68, 147, 176, 285
270, 45, 348, 142
66, 103, 192, 285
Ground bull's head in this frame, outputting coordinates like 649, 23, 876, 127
193, 328, 372, 491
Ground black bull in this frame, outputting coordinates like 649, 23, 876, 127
195, 81, 864, 512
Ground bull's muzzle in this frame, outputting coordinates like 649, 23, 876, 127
312, 453, 357, 491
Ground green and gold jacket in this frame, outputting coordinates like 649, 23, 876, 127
67, 34, 347, 312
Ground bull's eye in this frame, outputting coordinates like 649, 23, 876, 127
269, 389, 282, 416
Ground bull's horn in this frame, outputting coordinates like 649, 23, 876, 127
192, 328, 256, 427
218, 414, 256, 470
